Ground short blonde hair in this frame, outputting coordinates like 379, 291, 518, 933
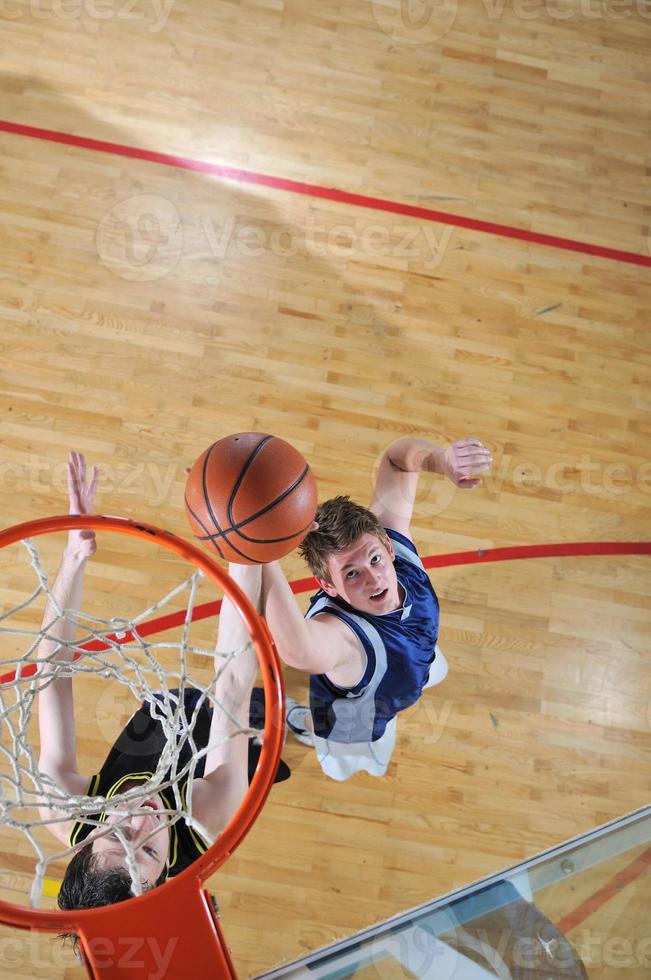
299, 496, 389, 583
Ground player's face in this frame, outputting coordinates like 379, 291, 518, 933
91, 793, 169, 888
319, 533, 401, 615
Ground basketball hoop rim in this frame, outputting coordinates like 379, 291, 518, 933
0, 513, 285, 934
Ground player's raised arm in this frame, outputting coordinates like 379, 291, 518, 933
369, 437, 492, 536
37, 452, 99, 840
261, 560, 358, 676
191, 564, 263, 839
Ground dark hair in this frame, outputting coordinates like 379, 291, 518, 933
58, 843, 168, 956
299, 496, 389, 582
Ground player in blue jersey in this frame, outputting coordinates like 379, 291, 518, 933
260, 437, 492, 780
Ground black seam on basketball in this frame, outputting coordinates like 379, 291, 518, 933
201, 442, 229, 547
194, 473, 313, 542
231, 516, 312, 545
186, 496, 259, 561
197, 526, 308, 546
232, 462, 309, 533
226, 461, 312, 543
211, 533, 258, 563
226, 435, 274, 535
192, 437, 312, 558
235, 516, 315, 545
184, 495, 226, 560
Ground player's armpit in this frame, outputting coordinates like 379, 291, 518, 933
261, 562, 355, 675
280, 613, 361, 676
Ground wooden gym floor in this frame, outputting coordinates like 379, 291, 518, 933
0, 0, 650, 976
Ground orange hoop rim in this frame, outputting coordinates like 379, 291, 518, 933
0, 513, 285, 934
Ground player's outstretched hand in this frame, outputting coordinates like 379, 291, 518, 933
67, 451, 99, 558
442, 438, 492, 489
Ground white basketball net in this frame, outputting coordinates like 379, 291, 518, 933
0, 537, 255, 908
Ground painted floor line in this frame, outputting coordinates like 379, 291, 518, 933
1, 119, 650, 268
556, 845, 651, 934
1, 540, 649, 681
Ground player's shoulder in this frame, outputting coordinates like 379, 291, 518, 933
384, 526, 420, 557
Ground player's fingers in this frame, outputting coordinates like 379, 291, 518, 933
456, 458, 491, 475
89, 465, 99, 499
454, 437, 483, 449
454, 454, 488, 468
67, 458, 80, 490
74, 452, 86, 486
455, 444, 490, 458
457, 455, 492, 471
67, 463, 82, 514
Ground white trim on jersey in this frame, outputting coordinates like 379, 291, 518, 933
306, 595, 386, 743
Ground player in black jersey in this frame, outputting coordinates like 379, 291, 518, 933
35, 452, 286, 916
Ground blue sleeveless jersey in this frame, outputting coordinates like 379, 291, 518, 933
306, 529, 439, 743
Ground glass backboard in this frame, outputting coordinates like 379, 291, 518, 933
259, 806, 651, 979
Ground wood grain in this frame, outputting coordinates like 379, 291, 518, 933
0, 0, 650, 975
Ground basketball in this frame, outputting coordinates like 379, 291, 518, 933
184, 432, 318, 564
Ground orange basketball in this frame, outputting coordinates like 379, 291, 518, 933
184, 433, 318, 564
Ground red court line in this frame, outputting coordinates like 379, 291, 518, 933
5, 537, 649, 918
556, 845, 651, 934
2, 540, 647, 681
290, 540, 651, 593
2, 119, 650, 268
